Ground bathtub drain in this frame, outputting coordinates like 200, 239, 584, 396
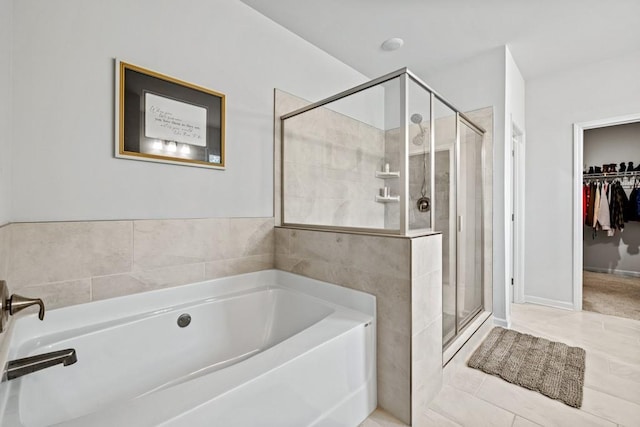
177, 313, 191, 328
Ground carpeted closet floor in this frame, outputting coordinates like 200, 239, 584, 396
583, 270, 640, 321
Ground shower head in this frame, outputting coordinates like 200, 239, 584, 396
411, 113, 426, 145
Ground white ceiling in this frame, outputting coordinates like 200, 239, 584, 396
240, 0, 640, 80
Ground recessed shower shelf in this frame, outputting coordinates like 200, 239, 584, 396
375, 171, 400, 179
375, 195, 400, 203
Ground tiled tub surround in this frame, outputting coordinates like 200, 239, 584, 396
0, 223, 9, 283
275, 227, 443, 425
3, 218, 274, 309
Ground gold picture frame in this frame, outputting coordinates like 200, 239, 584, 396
115, 60, 225, 169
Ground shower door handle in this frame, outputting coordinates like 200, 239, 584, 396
458, 216, 463, 232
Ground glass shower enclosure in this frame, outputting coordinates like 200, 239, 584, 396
280, 68, 485, 348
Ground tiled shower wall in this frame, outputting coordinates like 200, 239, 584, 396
277, 89, 386, 228
1, 218, 274, 309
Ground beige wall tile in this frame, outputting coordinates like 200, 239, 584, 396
9, 222, 132, 287
202, 259, 230, 280
411, 234, 442, 278
378, 376, 411, 425
91, 263, 204, 301
359, 408, 409, 427
289, 228, 348, 264
0, 224, 9, 279
133, 218, 227, 270
17, 279, 91, 310
275, 229, 411, 422
370, 276, 411, 335
346, 234, 410, 280
274, 227, 291, 255
3, 218, 274, 309
224, 218, 275, 259
274, 254, 343, 287
377, 323, 410, 386
274, 90, 311, 227
275, 227, 413, 424
134, 218, 273, 270
412, 317, 443, 422
412, 270, 442, 332
204, 254, 273, 280
277, 90, 386, 229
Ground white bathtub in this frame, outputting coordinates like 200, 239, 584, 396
0, 270, 376, 426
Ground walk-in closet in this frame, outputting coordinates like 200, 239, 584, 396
583, 121, 640, 320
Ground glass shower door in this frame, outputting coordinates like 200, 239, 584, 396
442, 114, 484, 347
434, 101, 457, 345
457, 119, 484, 329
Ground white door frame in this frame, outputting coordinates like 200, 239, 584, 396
511, 124, 525, 304
572, 113, 640, 311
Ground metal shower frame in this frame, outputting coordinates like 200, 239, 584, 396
279, 67, 485, 237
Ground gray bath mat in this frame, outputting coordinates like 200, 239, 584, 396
468, 327, 586, 408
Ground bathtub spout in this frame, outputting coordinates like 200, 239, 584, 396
4, 349, 77, 381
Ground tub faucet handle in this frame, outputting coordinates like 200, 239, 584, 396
0, 280, 46, 333
8, 294, 45, 320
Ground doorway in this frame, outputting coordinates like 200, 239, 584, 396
573, 114, 640, 311
510, 124, 525, 304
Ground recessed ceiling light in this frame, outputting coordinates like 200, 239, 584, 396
381, 38, 404, 51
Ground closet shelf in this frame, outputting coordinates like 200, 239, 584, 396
583, 171, 640, 180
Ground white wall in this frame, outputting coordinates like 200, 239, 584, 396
10, 0, 369, 222
583, 122, 640, 168
504, 47, 526, 312
424, 47, 508, 323
583, 122, 640, 275
0, 0, 12, 226
525, 50, 640, 305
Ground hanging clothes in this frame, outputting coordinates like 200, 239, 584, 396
586, 182, 596, 227
583, 184, 588, 223
609, 181, 628, 231
628, 186, 639, 221
593, 183, 601, 228
597, 182, 612, 235
636, 182, 640, 218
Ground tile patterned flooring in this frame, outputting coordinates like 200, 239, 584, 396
361, 303, 640, 426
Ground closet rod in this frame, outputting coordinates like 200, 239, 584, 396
583, 171, 640, 180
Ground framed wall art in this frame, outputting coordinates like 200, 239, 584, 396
115, 60, 225, 169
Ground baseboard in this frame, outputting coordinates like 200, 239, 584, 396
584, 267, 640, 278
524, 295, 574, 311
493, 317, 510, 328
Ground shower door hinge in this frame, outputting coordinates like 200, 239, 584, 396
511, 278, 514, 285
512, 213, 514, 221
